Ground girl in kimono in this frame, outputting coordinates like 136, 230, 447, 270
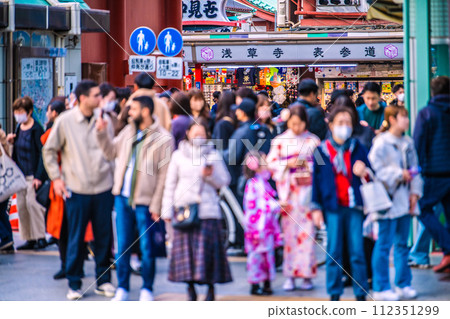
243, 151, 282, 296
267, 105, 321, 291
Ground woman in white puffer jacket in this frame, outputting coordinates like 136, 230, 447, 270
162, 120, 232, 301
368, 106, 423, 301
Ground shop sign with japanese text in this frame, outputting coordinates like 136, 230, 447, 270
182, 0, 229, 24
129, 55, 156, 73
182, 43, 403, 63
157, 57, 183, 79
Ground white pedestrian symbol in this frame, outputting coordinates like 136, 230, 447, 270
137, 30, 147, 52
164, 31, 174, 53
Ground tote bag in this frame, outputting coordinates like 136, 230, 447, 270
0, 144, 27, 202
360, 168, 393, 214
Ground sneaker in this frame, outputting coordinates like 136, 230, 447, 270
373, 290, 400, 301
395, 286, 417, 300
139, 288, 154, 301
111, 288, 129, 301
283, 278, 295, 291
95, 283, 116, 298
298, 279, 314, 291
66, 289, 82, 300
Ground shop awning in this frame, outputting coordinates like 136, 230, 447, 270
14, 0, 90, 9
367, 0, 403, 24
226, 0, 256, 13
0, 0, 109, 33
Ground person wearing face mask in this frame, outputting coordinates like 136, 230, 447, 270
6, 97, 47, 251
99, 83, 121, 136
368, 106, 423, 301
310, 106, 371, 301
96, 95, 174, 301
162, 120, 232, 301
256, 94, 277, 139
267, 105, 320, 292
391, 84, 405, 108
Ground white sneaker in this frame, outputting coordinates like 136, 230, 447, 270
283, 278, 295, 291
111, 288, 129, 301
395, 286, 417, 300
95, 282, 116, 298
66, 289, 82, 300
139, 288, 154, 301
373, 290, 400, 301
298, 279, 314, 291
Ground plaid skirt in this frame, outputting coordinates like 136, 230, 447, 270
168, 219, 233, 284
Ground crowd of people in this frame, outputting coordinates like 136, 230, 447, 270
0, 72, 449, 302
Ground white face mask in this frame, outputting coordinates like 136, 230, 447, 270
14, 113, 28, 124
397, 93, 405, 102
333, 125, 352, 141
103, 101, 116, 112
191, 137, 206, 147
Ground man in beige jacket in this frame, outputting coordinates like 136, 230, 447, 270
124, 72, 172, 132
96, 95, 173, 301
42, 80, 116, 300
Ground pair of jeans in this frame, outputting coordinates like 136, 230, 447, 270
114, 195, 156, 292
409, 204, 445, 265
325, 206, 368, 297
418, 177, 450, 255
0, 199, 13, 244
65, 190, 114, 290
372, 215, 412, 292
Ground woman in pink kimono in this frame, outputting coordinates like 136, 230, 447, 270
243, 151, 282, 296
267, 105, 321, 291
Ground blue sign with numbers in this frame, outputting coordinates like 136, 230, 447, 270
130, 27, 156, 56
157, 28, 183, 57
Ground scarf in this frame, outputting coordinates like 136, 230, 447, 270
328, 137, 353, 177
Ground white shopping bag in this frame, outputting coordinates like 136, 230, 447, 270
360, 168, 393, 214
0, 144, 27, 202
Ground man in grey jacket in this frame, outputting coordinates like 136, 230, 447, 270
43, 80, 115, 300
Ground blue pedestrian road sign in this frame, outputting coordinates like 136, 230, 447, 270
130, 27, 156, 56
157, 28, 183, 57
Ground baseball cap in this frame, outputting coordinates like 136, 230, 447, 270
232, 97, 256, 117
298, 78, 318, 95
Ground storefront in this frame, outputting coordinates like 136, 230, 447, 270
0, 1, 109, 132
182, 30, 404, 108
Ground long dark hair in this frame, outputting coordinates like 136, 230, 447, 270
216, 90, 236, 123
256, 94, 275, 129
188, 88, 210, 119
